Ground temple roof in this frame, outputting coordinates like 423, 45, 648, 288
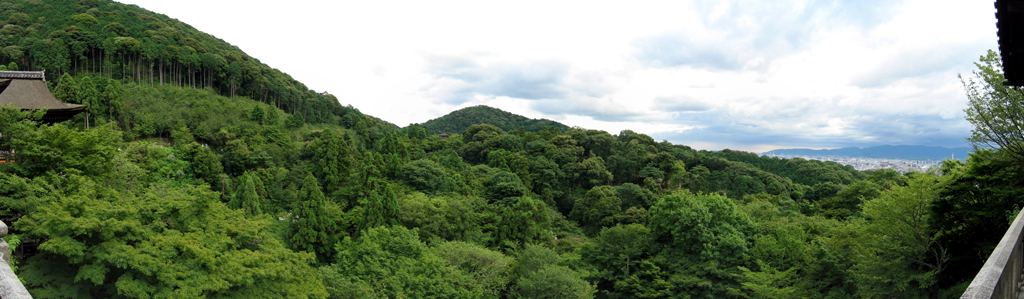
0, 71, 85, 122
997, 0, 1024, 85
0, 71, 44, 80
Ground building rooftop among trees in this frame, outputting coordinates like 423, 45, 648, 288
0, 71, 85, 123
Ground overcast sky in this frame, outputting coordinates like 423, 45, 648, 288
117, 0, 996, 153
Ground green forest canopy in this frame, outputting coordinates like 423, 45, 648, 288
0, 1, 1020, 298
3, 85, 1017, 297
420, 105, 569, 135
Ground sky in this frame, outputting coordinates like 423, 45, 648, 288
117, 0, 997, 153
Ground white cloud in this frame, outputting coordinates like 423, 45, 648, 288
118, 0, 995, 151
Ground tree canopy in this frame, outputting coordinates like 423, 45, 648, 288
0, 2, 1016, 297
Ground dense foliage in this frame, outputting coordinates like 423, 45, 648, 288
0, 0, 401, 130
961, 50, 1024, 166
5, 82, 1016, 298
420, 105, 569, 135
0, 3, 1019, 299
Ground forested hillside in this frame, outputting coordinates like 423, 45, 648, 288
421, 105, 569, 135
0, 0, 380, 127
4, 86, 1015, 298
0, 2, 1020, 299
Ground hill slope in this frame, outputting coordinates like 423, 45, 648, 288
762, 145, 971, 160
0, 0, 357, 126
420, 105, 568, 134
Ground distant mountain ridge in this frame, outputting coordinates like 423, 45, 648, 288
761, 145, 971, 161
420, 105, 569, 134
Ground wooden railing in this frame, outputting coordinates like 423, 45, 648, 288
0, 220, 30, 298
960, 207, 1024, 299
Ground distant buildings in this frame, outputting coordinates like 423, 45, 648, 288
765, 153, 941, 173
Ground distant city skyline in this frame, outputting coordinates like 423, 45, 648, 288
759, 144, 970, 161
118, 0, 993, 152
766, 153, 944, 173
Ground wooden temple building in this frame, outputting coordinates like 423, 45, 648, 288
0, 71, 86, 122
0, 71, 86, 164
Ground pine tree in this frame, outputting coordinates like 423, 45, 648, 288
309, 131, 353, 198
355, 152, 400, 233
53, 73, 78, 104
359, 189, 386, 232
374, 132, 408, 178
291, 173, 336, 261
358, 183, 400, 233
252, 174, 271, 213
240, 174, 262, 217
102, 79, 123, 122
78, 75, 98, 128
494, 206, 518, 248
381, 183, 400, 226
250, 105, 264, 124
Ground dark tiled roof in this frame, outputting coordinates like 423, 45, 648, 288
0, 71, 86, 123
0, 79, 84, 111
997, 0, 1024, 85
0, 71, 44, 80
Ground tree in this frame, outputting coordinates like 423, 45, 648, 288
102, 79, 124, 122
2, 46, 23, 64
853, 174, 949, 298
510, 243, 595, 299
580, 224, 652, 296
634, 191, 754, 298
251, 104, 265, 124
432, 241, 514, 297
190, 145, 224, 186
400, 159, 448, 194
14, 177, 327, 298
239, 173, 263, 217
569, 185, 621, 231
320, 226, 478, 299
6, 13, 29, 26
736, 261, 799, 299
291, 174, 337, 263
53, 73, 79, 105
487, 148, 515, 171
7, 122, 120, 178
929, 149, 1024, 286
286, 114, 305, 129
487, 171, 529, 205
103, 22, 129, 36
374, 131, 408, 178
307, 131, 354, 197
666, 161, 688, 190
493, 197, 553, 248
78, 75, 99, 128
354, 153, 400, 233
819, 179, 882, 220
960, 50, 1024, 165
358, 185, 399, 232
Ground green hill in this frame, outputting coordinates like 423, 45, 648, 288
420, 105, 568, 134
0, 0, 361, 127
0, 1, 1012, 298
